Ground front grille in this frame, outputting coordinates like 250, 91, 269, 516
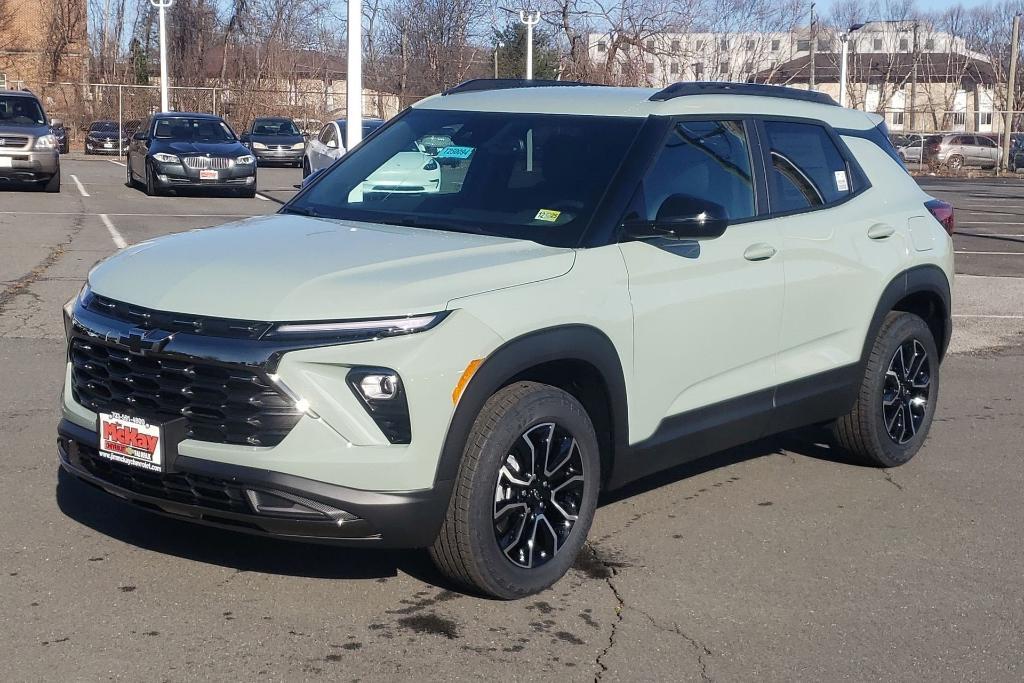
183, 156, 232, 170
84, 292, 272, 340
70, 338, 302, 447
76, 442, 252, 513
0, 135, 29, 148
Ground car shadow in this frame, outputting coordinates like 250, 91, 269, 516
56, 425, 861, 589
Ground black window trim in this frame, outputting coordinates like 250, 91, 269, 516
752, 115, 872, 220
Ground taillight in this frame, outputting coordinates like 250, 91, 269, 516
925, 198, 955, 235
928, 143, 941, 153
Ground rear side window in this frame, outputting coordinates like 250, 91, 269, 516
762, 121, 851, 213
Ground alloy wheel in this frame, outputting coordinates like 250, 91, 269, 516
493, 422, 586, 569
882, 339, 931, 445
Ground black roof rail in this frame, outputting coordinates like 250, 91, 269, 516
649, 82, 838, 106
442, 79, 606, 96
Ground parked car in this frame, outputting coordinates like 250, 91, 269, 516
0, 88, 60, 192
921, 133, 1000, 170
125, 112, 256, 197
240, 117, 306, 167
59, 81, 954, 599
303, 117, 385, 177
84, 120, 130, 155
896, 133, 926, 165
51, 119, 70, 154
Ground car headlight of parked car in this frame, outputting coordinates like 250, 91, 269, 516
34, 134, 57, 150
152, 152, 180, 163
236, 155, 256, 165
291, 142, 305, 150
252, 142, 267, 150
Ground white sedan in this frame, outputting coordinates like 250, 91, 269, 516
303, 118, 385, 177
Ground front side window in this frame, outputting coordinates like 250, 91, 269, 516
317, 124, 332, 143
635, 119, 755, 224
0, 95, 46, 125
763, 120, 851, 213
153, 117, 235, 141
287, 109, 644, 248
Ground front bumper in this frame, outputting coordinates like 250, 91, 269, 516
58, 419, 450, 547
253, 148, 303, 164
152, 159, 256, 188
85, 139, 127, 154
0, 149, 59, 182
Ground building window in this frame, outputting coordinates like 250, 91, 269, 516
771, 39, 780, 51
978, 112, 993, 126
695, 39, 705, 51
670, 62, 680, 75
720, 39, 729, 50
0, 73, 6, 89
746, 39, 755, 50
693, 62, 705, 78
952, 112, 966, 126
744, 60, 754, 73
597, 41, 607, 53
797, 39, 810, 52
924, 38, 935, 50
899, 38, 909, 51
891, 111, 905, 126
646, 62, 655, 75
873, 38, 883, 50
719, 61, 729, 75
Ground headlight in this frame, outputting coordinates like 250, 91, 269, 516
63, 282, 90, 339
236, 154, 256, 165
266, 312, 448, 343
34, 134, 57, 150
152, 152, 179, 163
291, 142, 305, 150
252, 142, 267, 150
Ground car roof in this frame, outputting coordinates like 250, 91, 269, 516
414, 82, 878, 131
153, 112, 222, 120
0, 89, 39, 99
253, 116, 294, 122
333, 118, 385, 126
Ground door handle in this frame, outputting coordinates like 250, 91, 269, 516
867, 223, 896, 240
743, 243, 777, 262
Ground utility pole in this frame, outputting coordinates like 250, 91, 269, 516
1003, 14, 1021, 172
839, 33, 848, 106
150, 0, 173, 112
494, 42, 505, 79
520, 10, 540, 80
346, 0, 363, 150
909, 22, 919, 132
809, 2, 816, 90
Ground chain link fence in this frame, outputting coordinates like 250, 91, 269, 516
13, 80, 402, 155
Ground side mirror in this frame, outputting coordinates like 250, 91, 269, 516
132, 131, 147, 141
326, 138, 339, 150
624, 194, 730, 241
240, 133, 250, 142
50, 118, 64, 127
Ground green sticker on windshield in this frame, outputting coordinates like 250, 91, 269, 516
534, 209, 562, 222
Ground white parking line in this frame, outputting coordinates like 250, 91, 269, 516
955, 250, 1024, 255
107, 159, 127, 167
254, 192, 271, 201
0, 211, 253, 218
959, 221, 1024, 225
953, 314, 1024, 319
99, 213, 128, 249
69, 174, 90, 197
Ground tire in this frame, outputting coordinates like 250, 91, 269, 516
946, 154, 964, 171
43, 171, 60, 193
833, 311, 940, 468
430, 382, 600, 599
144, 161, 160, 196
302, 158, 311, 179
125, 157, 135, 188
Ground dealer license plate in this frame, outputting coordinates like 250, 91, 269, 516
99, 412, 164, 472
104, 142, 113, 148
200, 169, 218, 180
0, 157, 11, 168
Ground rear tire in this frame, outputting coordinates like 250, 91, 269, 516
833, 312, 940, 468
946, 154, 964, 171
430, 382, 600, 599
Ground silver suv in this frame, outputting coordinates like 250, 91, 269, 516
922, 133, 1000, 170
0, 89, 61, 192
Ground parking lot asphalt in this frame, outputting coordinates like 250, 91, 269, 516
1, 160, 1023, 681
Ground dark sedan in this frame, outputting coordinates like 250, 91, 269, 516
85, 120, 129, 155
240, 117, 305, 167
126, 112, 256, 197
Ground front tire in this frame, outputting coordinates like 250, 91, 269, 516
43, 171, 60, 193
833, 312, 940, 467
302, 158, 311, 179
430, 382, 600, 599
144, 161, 160, 196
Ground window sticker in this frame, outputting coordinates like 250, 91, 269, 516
834, 170, 849, 192
436, 145, 475, 160
534, 209, 562, 222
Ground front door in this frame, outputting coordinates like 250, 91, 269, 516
620, 118, 784, 446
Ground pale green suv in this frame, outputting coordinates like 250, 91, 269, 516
59, 81, 955, 598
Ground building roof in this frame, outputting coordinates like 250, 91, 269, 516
415, 82, 878, 130
752, 52, 996, 86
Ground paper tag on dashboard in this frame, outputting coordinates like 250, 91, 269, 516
834, 170, 849, 192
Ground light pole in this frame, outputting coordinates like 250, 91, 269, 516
346, 0, 363, 150
519, 10, 540, 80
150, 0, 173, 112
494, 41, 505, 79
839, 23, 865, 108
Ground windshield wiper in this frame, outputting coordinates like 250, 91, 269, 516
391, 216, 485, 235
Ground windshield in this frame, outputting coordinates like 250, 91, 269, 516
288, 109, 643, 247
0, 95, 46, 125
154, 117, 236, 142
252, 119, 300, 136
90, 121, 119, 132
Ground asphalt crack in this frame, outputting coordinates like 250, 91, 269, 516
637, 610, 714, 682
587, 544, 624, 682
882, 470, 905, 491
0, 213, 85, 315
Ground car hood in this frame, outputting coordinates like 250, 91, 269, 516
87, 215, 576, 321
0, 122, 48, 136
153, 140, 249, 156
249, 134, 305, 146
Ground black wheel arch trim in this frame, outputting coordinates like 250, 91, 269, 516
432, 324, 629, 489
863, 264, 952, 364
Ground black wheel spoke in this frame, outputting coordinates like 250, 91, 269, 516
882, 338, 931, 445
494, 421, 586, 569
